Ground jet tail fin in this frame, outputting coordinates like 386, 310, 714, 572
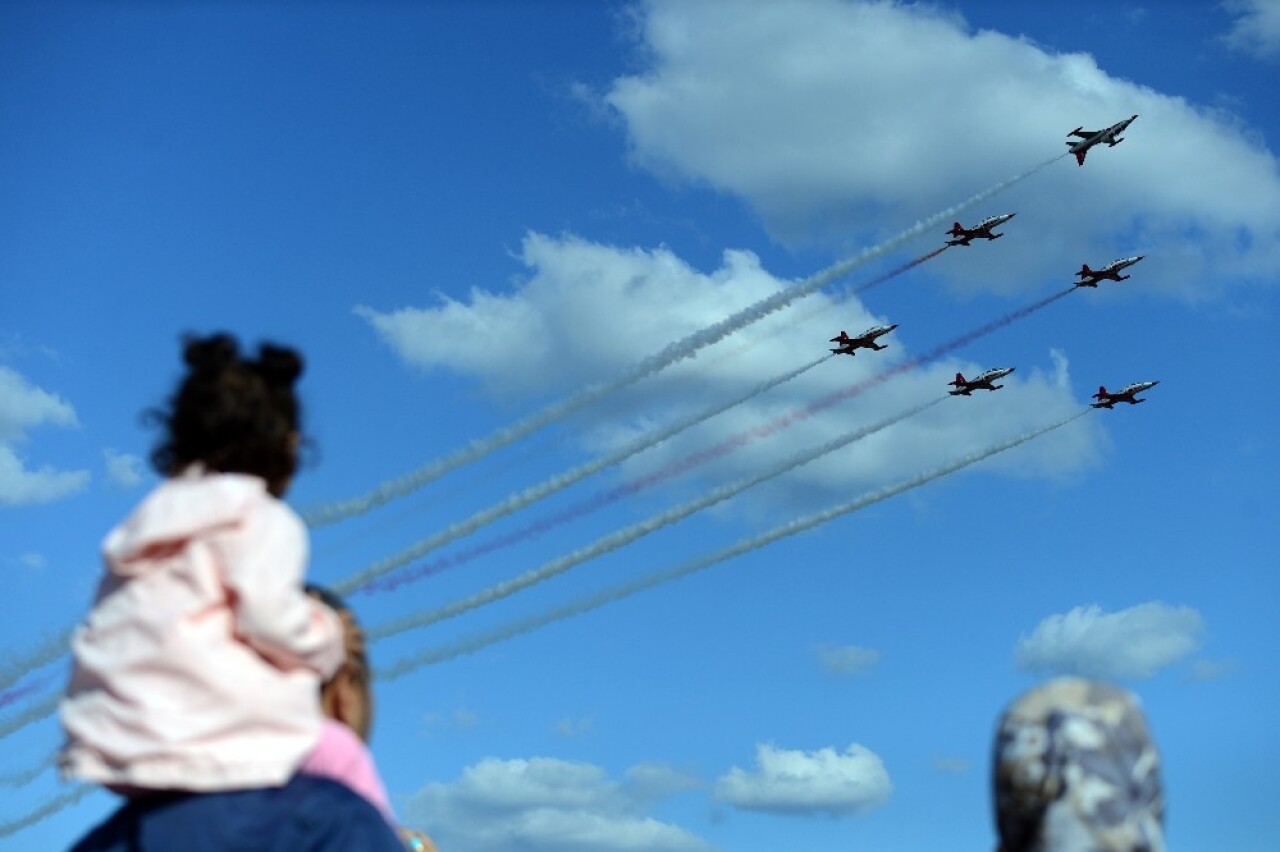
947, 222, 964, 236
950, 372, 966, 387
1094, 386, 1108, 399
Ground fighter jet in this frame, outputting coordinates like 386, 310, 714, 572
948, 367, 1015, 396
945, 213, 1017, 246
830, 324, 899, 356
1091, 381, 1159, 409
1067, 114, 1138, 165
1075, 255, 1145, 287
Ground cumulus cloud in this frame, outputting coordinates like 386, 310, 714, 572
1014, 602, 1205, 679
814, 643, 880, 677
713, 743, 892, 817
1222, 0, 1280, 60
358, 232, 1103, 507
402, 756, 709, 851
602, 0, 1280, 299
0, 366, 89, 505
103, 449, 145, 488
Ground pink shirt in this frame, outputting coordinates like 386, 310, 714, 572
301, 719, 396, 824
60, 469, 344, 792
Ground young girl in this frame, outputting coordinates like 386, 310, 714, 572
61, 333, 348, 794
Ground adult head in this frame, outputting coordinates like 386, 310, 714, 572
992, 678, 1164, 852
307, 585, 374, 743
149, 331, 306, 497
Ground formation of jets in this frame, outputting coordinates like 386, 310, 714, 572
826, 115, 1158, 411
1075, 255, 1145, 288
945, 213, 1017, 246
1091, 381, 1159, 409
830, 324, 899, 356
1066, 114, 1138, 166
947, 368, 1015, 396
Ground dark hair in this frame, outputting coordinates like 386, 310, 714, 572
305, 583, 349, 614
149, 332, 306, 497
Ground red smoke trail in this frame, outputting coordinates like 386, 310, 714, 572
365, 287, 1074, 595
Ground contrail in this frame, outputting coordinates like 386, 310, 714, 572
358, 287, 1074, 596
0, 674, 52, 712
0, 693, 59, 741
0, 749, 57, 787
0, 785, 94, 840
367, 397, 945, 642
0, 628, 72, 694
303, 157, 1061, 528
377, 410, 1091, 679
336, 354, 833, 595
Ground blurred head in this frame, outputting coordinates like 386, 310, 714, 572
307, 585, 374, 743
149, 332, 306, 497
992, 678, 1164, 852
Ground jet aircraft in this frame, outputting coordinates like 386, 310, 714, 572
1091, 381, 1159, 409
948, 367, 1015, 396
1067, 114, 1138, 165
830, 324, 899, 356
945, 213, 1017, 246
1075, 255, 1145, 287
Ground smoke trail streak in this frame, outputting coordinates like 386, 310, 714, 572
0, 693, 59, 741
0, 674, 51, 712
359, 287, 1073, 597
0, 629, 72, 695
0, 749, 57, 788
303, 157, 1061, 528
336, 355, 833, 595
377, 410, 1090, 679
0, 785, 94, 839
368, 397, 944, 642
704, 245, 949, 365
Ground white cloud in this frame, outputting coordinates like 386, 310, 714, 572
103, 449, 145, 488
403, 756, 709, 852
4, 552, 47, 572
602, 0, 1280, 299
814, 643, 880, 677
1185, 658, 1238, 682
0, 366, 89, 506
422, 707, 479, 732
932, 756, 970, 775
358, 232, 1104, 507
554, 716, 595, 737
1014, 602, 1205, 679
713, 743, 892, 817
1222, 0, 1280, 60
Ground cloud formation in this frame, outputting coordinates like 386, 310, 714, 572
0, 366, 89, 506
603, 0, 1280, 299
713, 743, 892, 817
1014, 602, 1205, 679
403, 756, 708, 851
1223, 0, 1280, 60
103, 449, 144, 488
814, 643, 881, 677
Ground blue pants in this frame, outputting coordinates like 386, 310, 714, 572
69, 774, 404, 851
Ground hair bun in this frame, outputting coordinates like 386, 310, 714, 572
183, 333, 240, 374
255, 343, 304, 387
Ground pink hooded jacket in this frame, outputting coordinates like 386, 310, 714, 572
60, 468, 344, 792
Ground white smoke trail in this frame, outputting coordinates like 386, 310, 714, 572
333, 354, 833, 595
0, 629, 72, 693
0, 749, 57, 787
367, 397, 946, 642
0, 693, 59, 741
303, 156, 1062, 528
377, 410, 1091, 679
0, 785, 94, 839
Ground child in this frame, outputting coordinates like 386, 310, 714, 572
61, 332, 346, 793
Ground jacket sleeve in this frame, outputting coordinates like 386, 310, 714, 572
215, 497, 344, 679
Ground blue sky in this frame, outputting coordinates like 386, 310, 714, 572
2, 1, 1278, 849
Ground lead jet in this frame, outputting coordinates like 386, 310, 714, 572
945, 213, 1017, 246
948, 367, 1015, 396
1075, 255, 1145, 287
830, 324, 899, 356
1091, 381, 1159, 409
1067, 114, 1138, 165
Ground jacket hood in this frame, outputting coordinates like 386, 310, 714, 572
102, 468, 269, 576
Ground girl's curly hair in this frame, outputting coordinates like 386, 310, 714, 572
149, 332, 306, 497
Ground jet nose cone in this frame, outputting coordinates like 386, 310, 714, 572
888, 323, 899, 331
